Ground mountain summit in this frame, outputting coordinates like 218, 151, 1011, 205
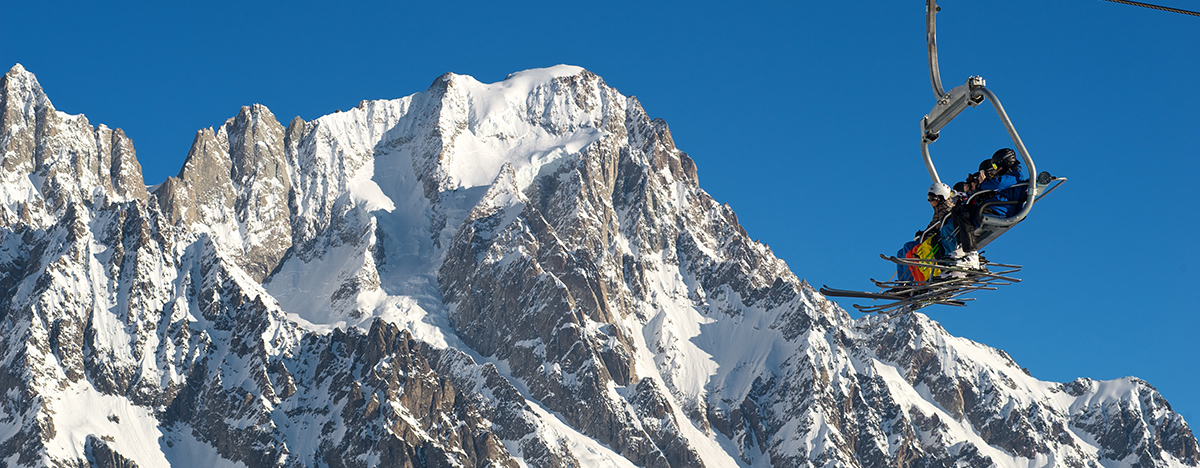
1, 63, 1195, 467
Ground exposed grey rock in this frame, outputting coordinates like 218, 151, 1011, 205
86, 435, 139, 468
155, 104, 291, 282
1, 64, 149, 230
1, 64, 46, 179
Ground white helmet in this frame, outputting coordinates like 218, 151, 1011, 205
928, 182, 953, 200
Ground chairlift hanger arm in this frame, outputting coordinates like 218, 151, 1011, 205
921, 86, 1040, 231
927, 0, 946, 99
918, 77, 988, 186
920, 0, 1037, 222
921, 77, 986, 144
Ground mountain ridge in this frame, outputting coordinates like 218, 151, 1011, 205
0, 62, 1195, 467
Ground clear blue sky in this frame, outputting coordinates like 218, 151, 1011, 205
5, 1, 1197, 424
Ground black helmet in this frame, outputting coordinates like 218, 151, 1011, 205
978, 159, 995, 172
991, 148, 1018, 170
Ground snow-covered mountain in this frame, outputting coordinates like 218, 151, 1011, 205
0, 62, 1195, 467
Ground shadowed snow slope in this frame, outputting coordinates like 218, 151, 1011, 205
1, 62, 1195, 467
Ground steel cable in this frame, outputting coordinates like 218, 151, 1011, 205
1097, 0, 1200, 17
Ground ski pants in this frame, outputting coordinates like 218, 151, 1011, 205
950, 206, 977, 252
896, 240, 920, 282
939, 217, 959, 255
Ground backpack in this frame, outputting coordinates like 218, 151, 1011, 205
903, 235, 943, 283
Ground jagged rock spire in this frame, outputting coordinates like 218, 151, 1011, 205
0, 64, 148, 229
155, 103, 292, 281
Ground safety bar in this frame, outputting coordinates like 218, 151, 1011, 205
969, 175, 1064, 209
964, 189, 998, 206
920, 88, 1037, 228
918, 212, 953, 243
976, 200, 1023, 220
972, 175, 1066, 235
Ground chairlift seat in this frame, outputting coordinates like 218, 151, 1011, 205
971, 173, 1066, 249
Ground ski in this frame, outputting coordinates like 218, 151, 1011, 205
878, 255, 1017, 278
855, 286, 975, 307
829, 253, 1026, 318
819, 286, 908, 301
852, 297, 968, 313
870, 276, 980, 290
882, 254, 1023, 283
825, 277, 984, 307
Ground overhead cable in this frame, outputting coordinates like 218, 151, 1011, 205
1097, 0, 1200, 17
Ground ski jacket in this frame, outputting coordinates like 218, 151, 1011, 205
978, 166, 1026, 217
998, 166, 1028, 209
924, 197, 955, 234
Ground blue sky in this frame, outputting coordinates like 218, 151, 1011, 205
5, 0, 1198, 424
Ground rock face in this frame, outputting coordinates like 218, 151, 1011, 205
156, 104, 292, 282
0, 62, 1195, 467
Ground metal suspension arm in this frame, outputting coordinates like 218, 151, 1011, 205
919, 77, 986, 184
975, 87, 1038, 226
919, 84, 1039, 217
927, 0, 946, 99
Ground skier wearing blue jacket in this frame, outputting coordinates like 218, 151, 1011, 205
977, 148, 1026, 218
941, 148, 1028, 271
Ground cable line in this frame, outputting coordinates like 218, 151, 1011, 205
1097, 0, 1200, 17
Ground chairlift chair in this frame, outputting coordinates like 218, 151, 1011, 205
920, 0, 1066, 250
820, 0, 1069, 318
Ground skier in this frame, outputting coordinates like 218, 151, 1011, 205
977, 148, 1026, 217
951, 181, 968, 202
939, 159, 992, 262
895, 182, 955, 284
944, 148, 1026, 269
922, 182, 956, 235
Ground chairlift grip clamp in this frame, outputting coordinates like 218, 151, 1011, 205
921, 76, 988, 143
966, 76, 987, 106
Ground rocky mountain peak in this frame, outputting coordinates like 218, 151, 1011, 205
2, 64, 47, 119
1, 64, 148, 230
153, 103, 292, 282
224, 103, 287, 184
